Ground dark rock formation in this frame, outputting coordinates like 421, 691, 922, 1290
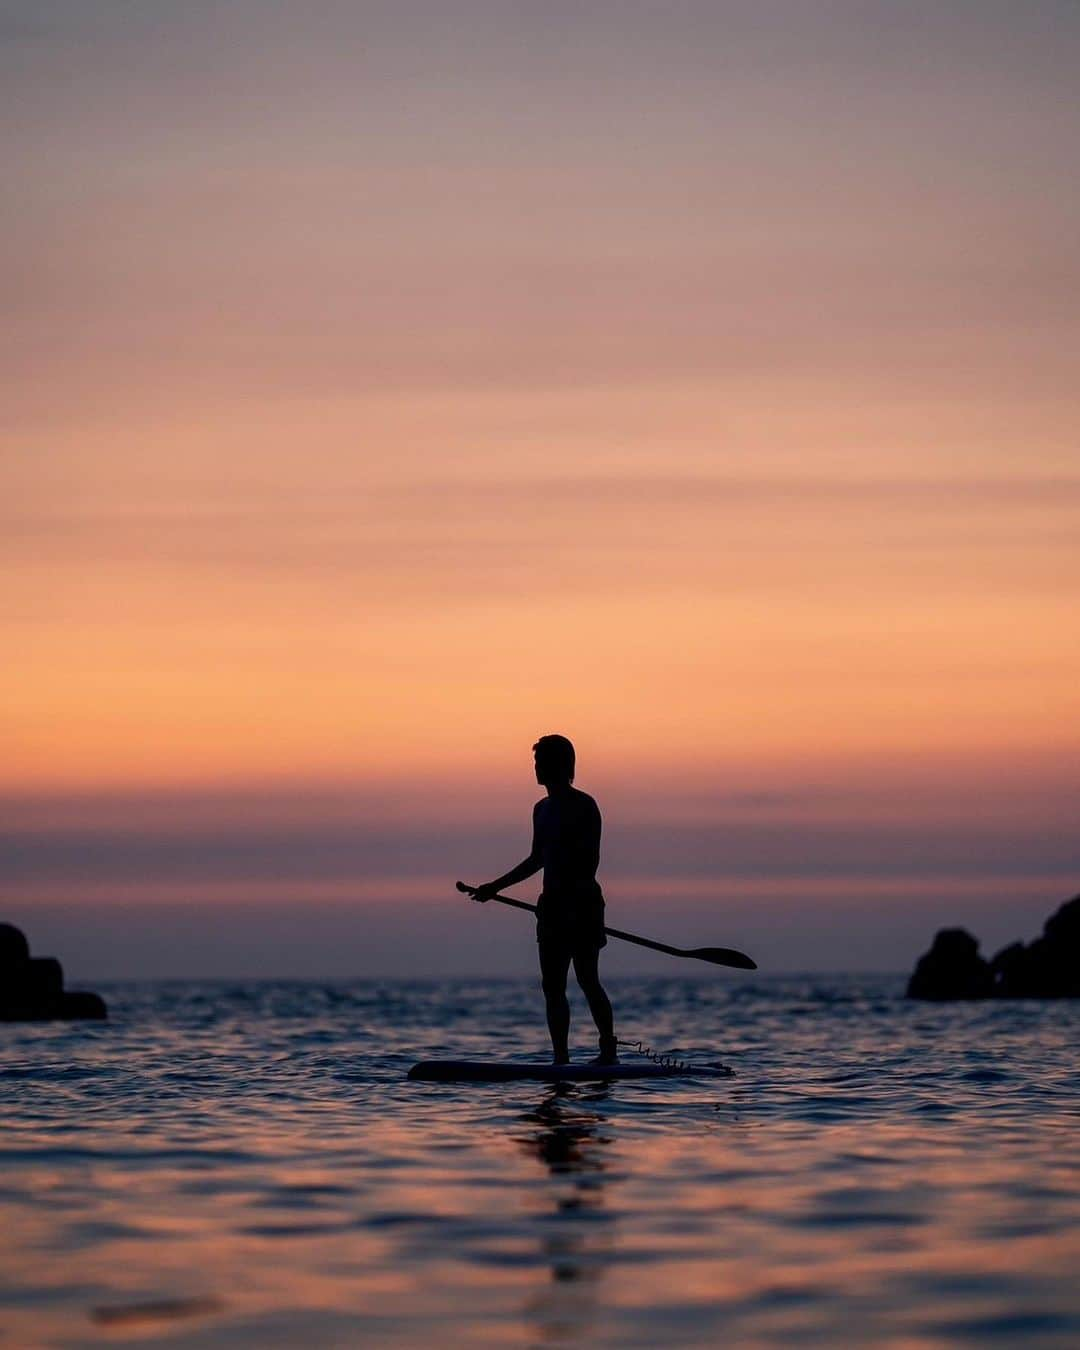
990, 895, 1080, 998
908, 894, 1080, 1000
906, 927, 993, 1000
0, 922, 30, 966
0, 924, 107, 1021
988, 942, 1028, 995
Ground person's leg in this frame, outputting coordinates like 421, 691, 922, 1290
539, 942, 573, 1063
573, 948, 616, 1061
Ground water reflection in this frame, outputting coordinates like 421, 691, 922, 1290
516, 1088, 616, 1342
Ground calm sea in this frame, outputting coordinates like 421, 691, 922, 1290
3, 976, 1078, 1347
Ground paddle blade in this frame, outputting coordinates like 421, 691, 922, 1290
686, 946, 757, 970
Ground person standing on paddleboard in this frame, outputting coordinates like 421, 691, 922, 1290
471, 735, 618, 1066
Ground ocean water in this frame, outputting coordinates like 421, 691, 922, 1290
3, 976, 1079, 1348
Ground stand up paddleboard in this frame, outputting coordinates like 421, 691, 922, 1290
408, 1060, 734, 1083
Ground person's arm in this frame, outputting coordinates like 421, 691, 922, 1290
471, 856, 540, 901
472, 805, 542, 901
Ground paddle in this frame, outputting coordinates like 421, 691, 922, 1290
455, 881, 757, 970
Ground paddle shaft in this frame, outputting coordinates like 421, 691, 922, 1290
455, 882, 755, 969
460, 888, 680, 955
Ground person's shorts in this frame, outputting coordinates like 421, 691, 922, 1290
535, 885, 606, 958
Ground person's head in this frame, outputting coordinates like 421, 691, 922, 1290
533, 734, 575, 786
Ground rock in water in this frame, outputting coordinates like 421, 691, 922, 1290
989, 942, 1030, 996
0, 923, 30, 966
0, 923, 108, 1021
906, 927, 993, 1001
991, 894, 1080, 998
59, 991, 108, 1020
908, 894, 1080, 1000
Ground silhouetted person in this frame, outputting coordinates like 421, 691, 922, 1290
473, 735, 617, 1064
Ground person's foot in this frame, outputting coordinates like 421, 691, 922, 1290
551, 1049, 570, 1066
591, 1037, 618, 1066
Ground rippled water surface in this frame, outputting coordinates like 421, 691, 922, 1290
3, 976, 1079, 1347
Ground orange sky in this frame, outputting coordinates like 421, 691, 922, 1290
3, 2, 1078, 973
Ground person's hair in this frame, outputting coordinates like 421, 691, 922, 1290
533, 734, 576, 782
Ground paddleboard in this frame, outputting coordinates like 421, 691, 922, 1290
407, 1059, 734, 1083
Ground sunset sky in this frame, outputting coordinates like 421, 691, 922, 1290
4, 1, 1078, 977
